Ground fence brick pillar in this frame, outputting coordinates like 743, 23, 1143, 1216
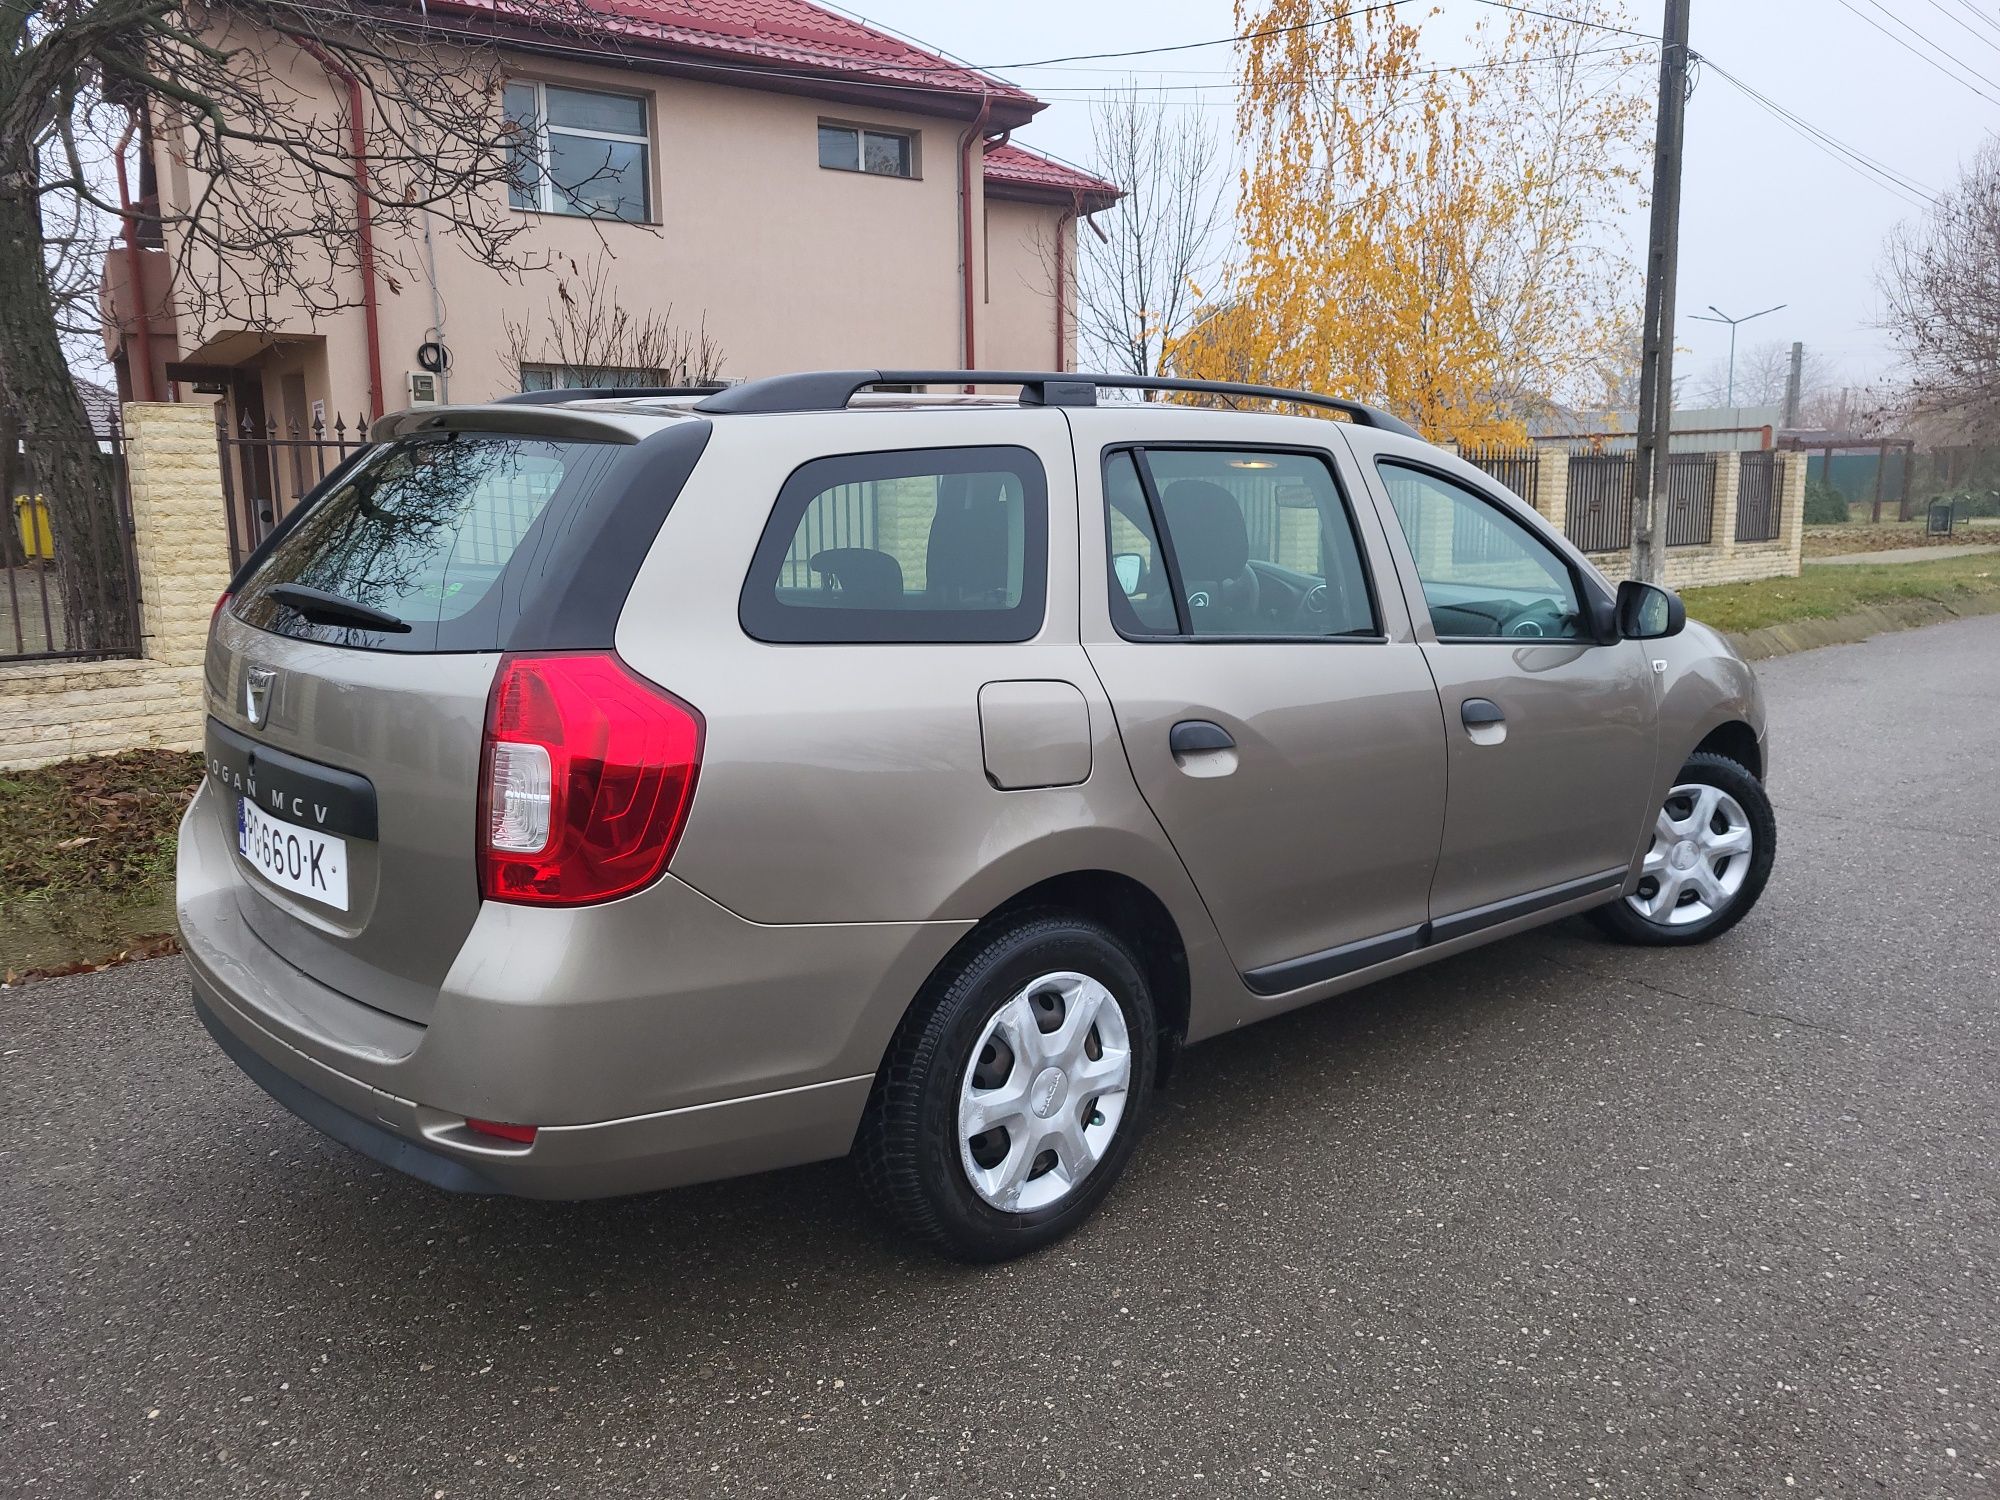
1532, 449, 1567, 529
125, 402, 232, 667
1778, 451, 1806, 578
1712, 451, 1741, 567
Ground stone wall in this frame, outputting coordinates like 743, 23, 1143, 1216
0, 404, 229, 769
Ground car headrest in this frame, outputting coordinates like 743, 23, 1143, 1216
1159, 479, 1249, 580
808, 548, 904, 607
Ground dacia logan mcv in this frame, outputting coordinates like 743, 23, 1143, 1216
181, 370, 1775, 1260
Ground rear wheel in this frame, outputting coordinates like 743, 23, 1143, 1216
855, 914, 1157, 1261
1590, 750, 1775, 946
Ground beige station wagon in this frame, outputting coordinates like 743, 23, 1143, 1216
180, 370, 1775, 1260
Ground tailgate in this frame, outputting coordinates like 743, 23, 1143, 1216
203, 616, 497, 1024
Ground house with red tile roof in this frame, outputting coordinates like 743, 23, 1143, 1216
102, 0, 1118, 463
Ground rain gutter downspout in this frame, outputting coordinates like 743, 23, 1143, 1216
112, 115, 158, 401
957, 94, 993, 383
292, 35, 386, 421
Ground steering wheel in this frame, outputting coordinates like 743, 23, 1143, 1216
1497, 597, 1571, 639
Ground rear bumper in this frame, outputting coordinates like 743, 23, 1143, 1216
192, 974, 872, 1199
178, 781, 968, 1199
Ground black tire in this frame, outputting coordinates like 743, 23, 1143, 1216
1588, 749, 1776, 947
855, 912, 1158, 1262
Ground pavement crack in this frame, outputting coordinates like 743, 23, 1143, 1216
1534, 947, 1852, 1039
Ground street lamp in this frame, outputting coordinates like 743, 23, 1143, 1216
1689, 303, 1787, 408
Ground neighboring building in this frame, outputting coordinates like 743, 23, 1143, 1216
1528, 406, 1787, 454
100, 0, 1118, 435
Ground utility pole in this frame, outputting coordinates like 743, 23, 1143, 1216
1782, 340, 1804, 428
1690, 302, 1786, 408
1631, 0, 1691, 586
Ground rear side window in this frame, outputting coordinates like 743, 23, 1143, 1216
232, 434, 619, 652
740, 446, 1047, 643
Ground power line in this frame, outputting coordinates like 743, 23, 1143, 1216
1937, 0, 2000, 40
1918, 0, 2000, 54
1697, 55, 1939, 209
1834, 0, 2000, 105
1856, 0, 2000, 87
1471, 0, 1661, 41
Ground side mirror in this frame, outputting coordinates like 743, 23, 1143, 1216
1617, 579, 1685, 640
1112, 552, 1144, 595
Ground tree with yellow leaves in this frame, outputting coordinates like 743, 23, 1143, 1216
1175, 0, 1651, 445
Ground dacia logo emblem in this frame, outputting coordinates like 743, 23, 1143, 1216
245, 665, 276, 727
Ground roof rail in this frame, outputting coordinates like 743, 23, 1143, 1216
690, 369, 1421, 438
495, 384, 728, 406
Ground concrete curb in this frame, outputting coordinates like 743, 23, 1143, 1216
1727, 593, 2000, 661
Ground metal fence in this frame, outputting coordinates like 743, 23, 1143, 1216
1736, 451, 1781, 542
1663, 452, 1718, 548
1565, 451, 1635, 553
3, 416, 144, 664
1460, 445, 1541, 500
217, 410, 369, 569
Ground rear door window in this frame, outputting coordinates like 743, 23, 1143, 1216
740, 445, 1048, 643
232, 434, 620, 652
1104, 446, 1379, 639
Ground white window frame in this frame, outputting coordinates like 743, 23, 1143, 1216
817, 121, 918, 179
506, 80, 652, 221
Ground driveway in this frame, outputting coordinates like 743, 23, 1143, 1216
5, 617, 1997, 1499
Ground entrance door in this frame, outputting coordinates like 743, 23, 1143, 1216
1074, 409, 1449, 993
1366, 458, 1660, 929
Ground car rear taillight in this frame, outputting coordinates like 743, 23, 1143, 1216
211, 590, 231, 625
479, 653, 703, 907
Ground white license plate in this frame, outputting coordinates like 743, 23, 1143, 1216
238, 797, 350, 910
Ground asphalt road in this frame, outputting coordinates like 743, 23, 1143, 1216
5, 617, 1998, 1499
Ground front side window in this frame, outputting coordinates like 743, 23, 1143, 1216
1104, 447, 1378, 639
741, 446, 1047, 643
1378, 462, 1585, 640
817, 122, 916, 178
505, 82, 651, 221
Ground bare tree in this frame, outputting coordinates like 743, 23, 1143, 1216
502, 255, 724, 391
1880, 137, 2000, 438
1687, 339, 1831, 413
1072, 86, 1228, 378
2, 0, 610, 649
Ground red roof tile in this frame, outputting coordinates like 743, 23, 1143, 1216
983, 143, 1122, 208
420, 0, 1038, 115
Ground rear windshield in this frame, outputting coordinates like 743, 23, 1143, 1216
232, 433, 621, 652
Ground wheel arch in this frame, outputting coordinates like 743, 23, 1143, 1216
1691, 719, 1762, 780
892, 869, 1195, 1085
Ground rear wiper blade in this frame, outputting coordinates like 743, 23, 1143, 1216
263, 582, 412, 634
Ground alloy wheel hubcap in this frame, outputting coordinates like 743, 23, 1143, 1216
958, 971, 1132, 1213
1628, 781, 1754, 926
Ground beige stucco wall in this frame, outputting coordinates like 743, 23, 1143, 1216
146, 28, 1077, 423
981, 198, 1070, 373
0, 405, 229, 769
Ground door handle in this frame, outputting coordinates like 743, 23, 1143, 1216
1169, 719, 1235, 754
1459, 698, 1505, 728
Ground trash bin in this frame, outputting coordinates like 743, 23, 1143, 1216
12, 494, 54, 560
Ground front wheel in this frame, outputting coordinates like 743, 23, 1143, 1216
854, 914, 1157, 1262
1590, 750, 1776, 946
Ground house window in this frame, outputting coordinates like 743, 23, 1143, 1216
519, 364, 675, 392
505, 82, 651, 221
817, 122, 916, 178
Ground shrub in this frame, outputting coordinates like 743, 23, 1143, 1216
1804, 475, 1850, 525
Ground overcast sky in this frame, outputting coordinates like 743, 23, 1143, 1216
842, 0, 1992, 399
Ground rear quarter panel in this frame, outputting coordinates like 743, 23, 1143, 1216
611, 410, 1227, 984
